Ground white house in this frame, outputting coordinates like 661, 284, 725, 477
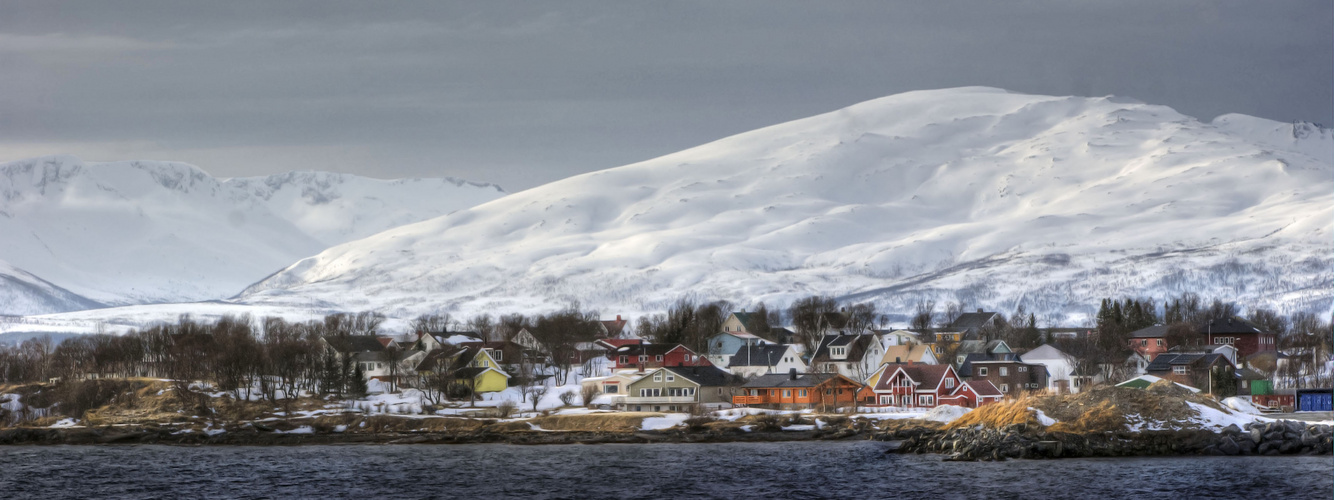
726, 344, 806, 379
1019, 344, 1079, 394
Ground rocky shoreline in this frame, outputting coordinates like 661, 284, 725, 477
0, 425, 865, 446
880, 420, 1334, 461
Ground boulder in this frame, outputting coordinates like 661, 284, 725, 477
1218, 437, 1240, 456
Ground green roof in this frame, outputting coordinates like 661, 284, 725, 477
1117, 378, 1154, 389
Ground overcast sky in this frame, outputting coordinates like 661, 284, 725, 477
2, 1, 1330, 191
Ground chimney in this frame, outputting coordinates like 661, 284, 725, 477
977, 308, 984, 313
638, 364, 644, 373
789, 368, 798, 381
895, 357, 901, 364
617, 315, 622, 321
908, 359, 914, 365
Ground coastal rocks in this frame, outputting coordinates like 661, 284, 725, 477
885, 420, 1333, 461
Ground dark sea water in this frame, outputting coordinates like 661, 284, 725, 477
0, 442, 1330, 499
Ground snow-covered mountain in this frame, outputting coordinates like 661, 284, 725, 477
0, 155, 505, 315
234, 87, 1332, 325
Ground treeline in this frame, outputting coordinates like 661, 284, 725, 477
0, 313, 391, 402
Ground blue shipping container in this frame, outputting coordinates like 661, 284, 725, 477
1297, 390, 1332, 412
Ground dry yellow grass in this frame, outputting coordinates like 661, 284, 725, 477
945, 396, 1044, 430
521, 412, 662, 432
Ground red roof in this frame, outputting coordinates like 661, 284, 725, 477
965, 379, 1003, 397
376, 337, 395, 348
875, 363, 953, 391
600, 316, 629, 337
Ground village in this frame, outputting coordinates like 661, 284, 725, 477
0, 294, 1330, 452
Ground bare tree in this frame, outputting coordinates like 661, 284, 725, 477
911, 300, 936, 331
789, 296, 839, 355
411, 313, 453, 334
531, 384, 550, 412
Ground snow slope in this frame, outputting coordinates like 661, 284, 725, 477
220, 88, 1334, 323
230, 87, 1330, 325
0, 156, 504, 314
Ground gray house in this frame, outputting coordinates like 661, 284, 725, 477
622, 365, 742, 412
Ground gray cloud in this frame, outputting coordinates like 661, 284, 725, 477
1, 1, 1330, 190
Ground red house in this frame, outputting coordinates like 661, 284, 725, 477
607, 343, 711, 370
938, 379, 1004, 408
1202, 316, 1277, 360
864, 363, 965, 409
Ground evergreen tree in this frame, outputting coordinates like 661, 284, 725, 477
348, 362, 368, 399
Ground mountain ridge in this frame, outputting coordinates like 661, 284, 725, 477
0, 155, 506, 314
232, 87, 1332, 324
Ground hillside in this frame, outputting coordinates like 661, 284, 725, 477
0, 156, 505, 315
234, 87, 1332, 324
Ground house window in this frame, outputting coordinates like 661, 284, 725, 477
1000, 367, 1008, 376
656, 355, 664, 362
604, 384, 618, 394
1156, 339, 1163, 347
799, 389, 807, 397
620, 355, 628, 364
825, 363, 837, 372
653, 373, 662, 382
666, 374, 675, 382
1019, 366, 1027, 372
945, 378, 954, 389
880, 395, 892, 405
1173, 366, 1186, 375
1140, 340, 1147, 346
770, 389, 777, 396
492, 351, 502, 361
638, 355, 647, 362
978, 367, 988, 376
918, 395, 934, 406
782, 390, 791, 398
1001, 384, 1009, 393
831, 347, 846, 357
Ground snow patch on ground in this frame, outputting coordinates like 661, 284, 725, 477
49, 418, 79, 428
1030, 407, 1057, 426
781, 424, 816, 431
921, 405, 971, 423
640, 413, 689, 430
1222, 397, 1263, 415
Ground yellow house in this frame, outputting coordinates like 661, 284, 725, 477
458, 348, 511, 394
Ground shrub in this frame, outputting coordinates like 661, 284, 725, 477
496, 401, 517, 418
752, 413, 782, 432
559, 390, 577, 407
684, 415, 715, 432
580, 384, 601, 408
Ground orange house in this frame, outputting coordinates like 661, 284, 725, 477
735, 370, 863, 411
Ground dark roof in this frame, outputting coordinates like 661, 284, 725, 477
1146, 353, 1231, 372
762, 327, 797, 343
875, 363, 952, 391
1129, 325, 1171, 338
731, 311, 755, 328
949, 312, 999, 331
663, 365, 739, 387
415, 347, 467, 372
742, 372, 849, 389
452, 367, 490, 378
810, 333, 876, 363
728, 345, 793, 367
324, 335, 386, 353
1236, 368, 1268, 381
1201, 316, 1266, 335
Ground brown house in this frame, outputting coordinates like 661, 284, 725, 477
960, 358, 1048, 396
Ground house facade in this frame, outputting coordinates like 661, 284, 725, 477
809, 333, 884, 381
735, 371, 863, 411
962, 360, 1048, 396
727, 344, 806, 378
608, 344, 711, 371
1019, 344, 1080, 394
1145, 352, 1237, 395
622, 366, 739, 412
706, 331, 770, 366
1128, 325, 1171, 359
1201, 316, 1277, 360
863, 363, 964, 409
